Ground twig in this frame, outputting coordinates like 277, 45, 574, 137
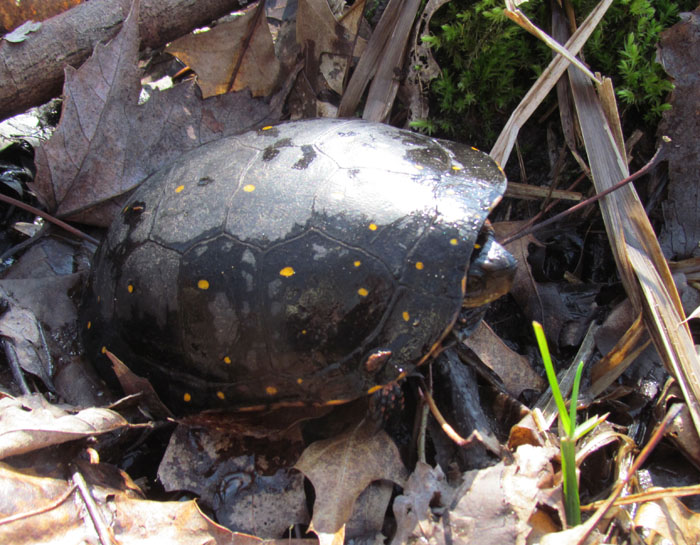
420, 385, 501, 456
2, 340, 31, 395
72, 468, 115, 545
500, 144, 666, 246
0, 193, 99, 246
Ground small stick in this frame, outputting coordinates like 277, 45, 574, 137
500, 143, 666, 246
0, 193, 100, 246
72, 468, 115, 545
420, 385, 502, 456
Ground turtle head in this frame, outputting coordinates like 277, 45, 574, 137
463, 221, 516, 308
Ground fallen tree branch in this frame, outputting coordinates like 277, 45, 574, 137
0, 0, 243, 122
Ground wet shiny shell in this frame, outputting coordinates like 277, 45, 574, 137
82, 119, 507, 414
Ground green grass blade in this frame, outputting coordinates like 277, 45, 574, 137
532, 321, 570, 430
560, 436, 581, 526
568, 360, 585, 437
575, 413, 608, 440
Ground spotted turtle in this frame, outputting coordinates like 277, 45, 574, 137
81, 119, 516, 414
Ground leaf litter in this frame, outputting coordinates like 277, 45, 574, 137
0, 0, 699, 543
31, 0, 283, 227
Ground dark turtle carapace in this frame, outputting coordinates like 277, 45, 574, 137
81, 119, 516, 414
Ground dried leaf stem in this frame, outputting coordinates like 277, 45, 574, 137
0, 193, 100, 246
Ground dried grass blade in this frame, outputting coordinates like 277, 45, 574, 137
490, 0, 613, 166
504, 0, 601, 84
337, 0, 402, 117
363, 0, 422, 121
566, 66, 700, 436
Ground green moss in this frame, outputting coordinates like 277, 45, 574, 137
419, 0, 694, 145
576, 0, 691, 122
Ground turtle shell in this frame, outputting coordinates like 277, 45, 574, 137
81, 119, 508, 414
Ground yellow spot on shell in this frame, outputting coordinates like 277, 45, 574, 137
266, 386, 278, 396
358, 287, 369, 297
367, 385, 383, 394
224, 356, 231, 364
297, 378, 303, 384
183, 393, 192, 402
262, 126, 273, 130
216, 391, 225, 400
353, 260, 361, 267
368, 223, 378, 231
415, 261, 424, 270
474, 243, 482, 250
471, 146, 480, 151
127, 284, 134, 293
414, 164, 424, 170
243, 184, 255, 192
402, 311, 410, 322
450, 238, 458, 246
198, 279, 210, 290
87, 321, 92, 330
326, 399, 350, 405
101, 346, 107, 354
175, 185, 185, 193
451, 165, 462, 171
280, 266, 295, 277
301, 329, 307, 335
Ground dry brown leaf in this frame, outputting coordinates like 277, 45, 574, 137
445, 445, 556, 545
296, 0, 363, 115
537, 520, 602, 545
318, 0, 367, 95
346, 480, 394, 539
296, 0, 358, 60
657, 7, 700, 258
508, 410, 546, 450
0, 239, 84, 392
32, 0, 142, 220
0, 462, 258, 545
295, 418, 408, 537
103, 349, 173, 419
635, 496, 700, 545
463, 321, 545, 398
158, 423, 308, 538
391, 463, 454, 545
0, 395, 128, 459
166, 6, 281, 98
658, 382, 700, 470
0, 238, 110, 408
32, 1, 280, 226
